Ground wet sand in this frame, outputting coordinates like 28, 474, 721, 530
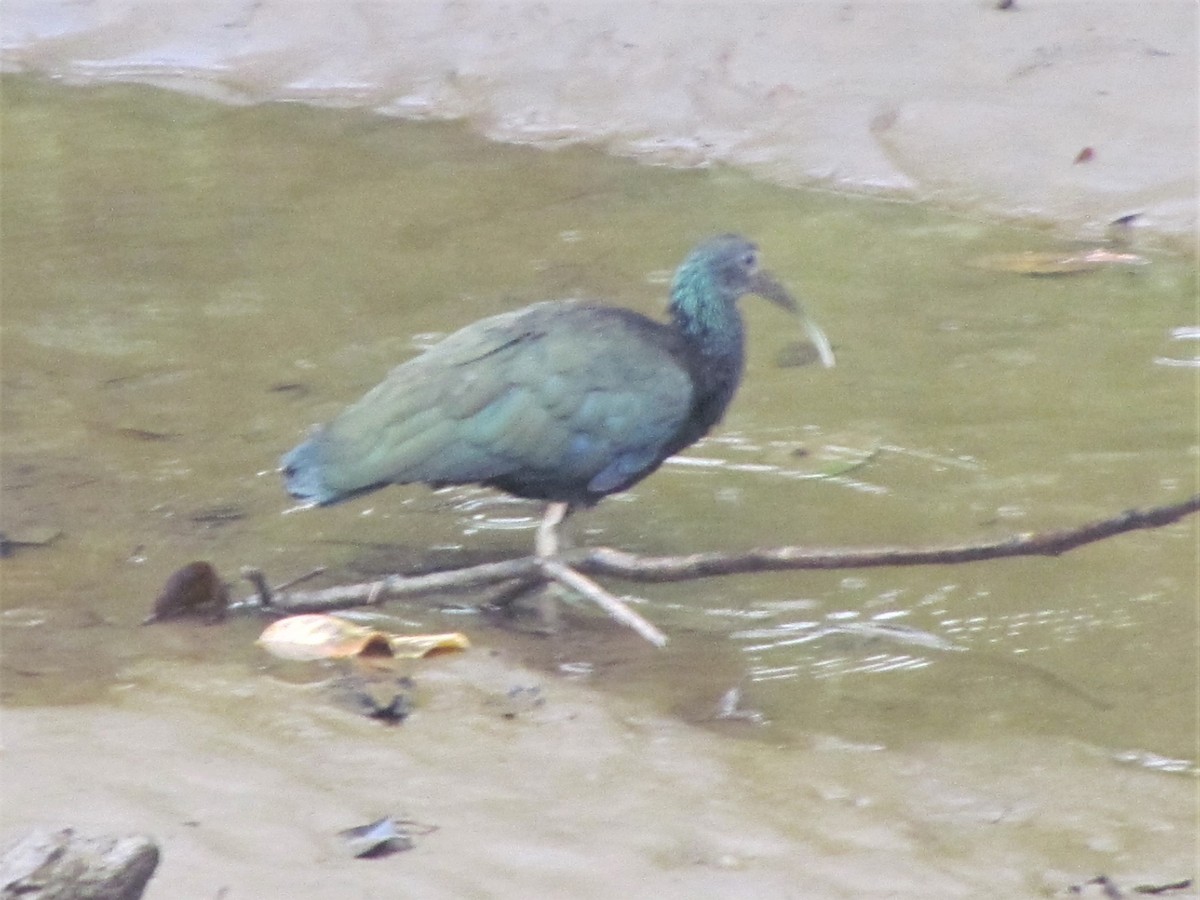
4, 651, 1194, 898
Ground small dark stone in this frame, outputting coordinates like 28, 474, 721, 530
143, 561, 229, 625
337, 817, 437, 858
335, 672, 416, 724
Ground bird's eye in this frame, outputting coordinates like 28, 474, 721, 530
741, 251, 757, 270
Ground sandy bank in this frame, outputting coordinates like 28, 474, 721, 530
3, 1, 1196, 245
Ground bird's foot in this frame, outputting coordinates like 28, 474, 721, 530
486, 579, 565, 636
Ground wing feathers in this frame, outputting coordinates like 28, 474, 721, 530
290, 301, 695, 504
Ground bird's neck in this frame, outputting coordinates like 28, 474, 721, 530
668, 270, 745, 407
670, 265, 744, 357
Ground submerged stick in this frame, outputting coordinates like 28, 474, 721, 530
536, 557, 668, 648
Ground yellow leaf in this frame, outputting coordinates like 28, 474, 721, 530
256, 614, 469, 662
387, 632, 471, 658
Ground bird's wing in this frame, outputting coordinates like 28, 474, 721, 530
308, 301, 695, 500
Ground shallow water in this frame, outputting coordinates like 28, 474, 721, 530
2, 74, 1196, 776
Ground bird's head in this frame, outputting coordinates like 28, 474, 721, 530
671, 234, 835, 367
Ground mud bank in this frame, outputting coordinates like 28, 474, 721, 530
4, 653, 1194, 899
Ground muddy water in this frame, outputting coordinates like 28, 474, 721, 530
2, 77, 1196, 895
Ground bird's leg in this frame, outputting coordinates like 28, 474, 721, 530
535, 501, 571, 557
521, 501, 571, 633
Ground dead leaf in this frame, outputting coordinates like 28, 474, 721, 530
256, 614, 469, 662
387, 632, 472, 658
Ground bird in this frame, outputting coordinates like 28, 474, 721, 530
281, 234, 833, 556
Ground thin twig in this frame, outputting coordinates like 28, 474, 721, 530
273, 566, 327, 592
536, 557, 668, 648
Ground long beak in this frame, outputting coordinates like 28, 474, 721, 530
750, 271, 837, 369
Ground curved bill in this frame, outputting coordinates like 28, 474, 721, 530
750, 270, 837, 369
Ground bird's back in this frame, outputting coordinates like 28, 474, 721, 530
282, 300, 701, 507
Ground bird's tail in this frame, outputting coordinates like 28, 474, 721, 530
280, 438, 330, 505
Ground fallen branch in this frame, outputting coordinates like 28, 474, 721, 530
239, 494, 1199, 643
242, 557, 543, 613
572, 493, 1200, 582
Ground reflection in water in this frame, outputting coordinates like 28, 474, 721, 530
1112, 749, 1198, 776
665, 432, 888, 495
735, 616, 949, 682
1153, 325, 1200, 368
452, 490, 541, 537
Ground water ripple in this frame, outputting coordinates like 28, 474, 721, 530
1153, 324, 1200, 368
